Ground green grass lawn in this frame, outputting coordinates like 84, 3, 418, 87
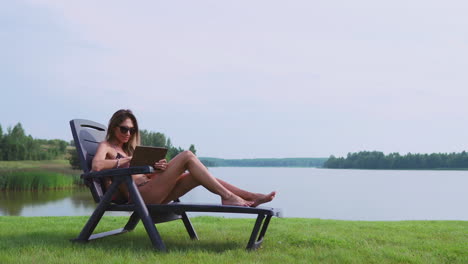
0, 216, 466, 264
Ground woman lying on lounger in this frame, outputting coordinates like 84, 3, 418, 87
92, 109, 276, 207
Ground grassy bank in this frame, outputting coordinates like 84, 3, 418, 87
0, 160, 45, 170
0, 216, 466, 264
0, 159, 80, 174
0, 160, 81, 190
0, 170, 79, 190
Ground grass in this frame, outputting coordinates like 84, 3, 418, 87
0, 216, 466, 264
0, 160, 44, 170
0, 160, 80, 174
0, 170, 79, 190
0, 160, 81, 190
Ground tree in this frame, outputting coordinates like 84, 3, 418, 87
11, 123, 26, 138
68, 148, 82, 170
0, 122, 68, 161
140, 129, 166, 147
0, 124, 3, 154
189, 144, 197, 155
323, 155, 337, 168
323, 150, 468, 170
3, 123, 26, 160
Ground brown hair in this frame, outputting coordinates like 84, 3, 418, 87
106, 109, 140, 156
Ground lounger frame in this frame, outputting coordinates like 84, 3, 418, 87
70, 119, 281, 251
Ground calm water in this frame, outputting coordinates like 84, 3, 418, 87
1, 167, 467, 220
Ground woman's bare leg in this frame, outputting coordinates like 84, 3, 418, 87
161, 173, 276, 207
139, 151, 252, 206
161, 172, 199, 204
216, 178, 276, 207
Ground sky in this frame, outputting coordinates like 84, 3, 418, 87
1, 0, 467, 159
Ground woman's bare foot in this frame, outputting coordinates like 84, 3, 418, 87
250, 191, 276, 207
222, 193, 253, 207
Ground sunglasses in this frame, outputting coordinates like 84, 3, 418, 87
119, 126, 137, 135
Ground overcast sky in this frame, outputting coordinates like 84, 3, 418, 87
1, 0, 467, 158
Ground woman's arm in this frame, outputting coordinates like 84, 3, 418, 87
92, 142, 118, 171
92, 142, 134, 202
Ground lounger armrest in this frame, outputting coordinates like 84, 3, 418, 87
81, 166, 154, 179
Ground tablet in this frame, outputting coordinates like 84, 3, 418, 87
130, 146, 168, 167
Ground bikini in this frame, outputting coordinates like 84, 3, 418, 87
113, 148, 150, 188
110, 146, 150, 204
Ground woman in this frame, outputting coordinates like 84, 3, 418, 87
92, 109, 276, 207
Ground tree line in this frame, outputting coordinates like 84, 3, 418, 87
323, 151, 468, 169
200, 157, 327, 167
0, 123, 68, 161
139, 129, 196, 160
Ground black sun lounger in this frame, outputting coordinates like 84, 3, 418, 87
69, 119, 281, 251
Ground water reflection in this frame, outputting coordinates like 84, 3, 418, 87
0, 188, 96, 216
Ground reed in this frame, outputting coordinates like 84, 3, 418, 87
0, 170, 79, 190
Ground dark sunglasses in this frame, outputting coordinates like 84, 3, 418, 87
119, 126, 136, 135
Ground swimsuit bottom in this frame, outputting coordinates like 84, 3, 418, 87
137, 180, 150, 188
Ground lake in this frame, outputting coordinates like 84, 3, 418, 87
1, 167, 467, 220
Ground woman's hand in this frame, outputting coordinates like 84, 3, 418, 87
154, 159, 168, 171
119, 156, 132, 168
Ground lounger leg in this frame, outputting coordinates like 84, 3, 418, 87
246, 214, 273, 250
257, 215, 272, 245
180, 212, 198, 240
126, 177, 167, 251
73, 179, 122, 242
173, 199, 198, 240
123, 212, 140, 231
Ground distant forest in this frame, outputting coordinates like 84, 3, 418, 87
200, 157, 327, 167
8, 121, 468, 170
139, 129, 196, 160
324, 151, 468, 169
0, 123, 68, 161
